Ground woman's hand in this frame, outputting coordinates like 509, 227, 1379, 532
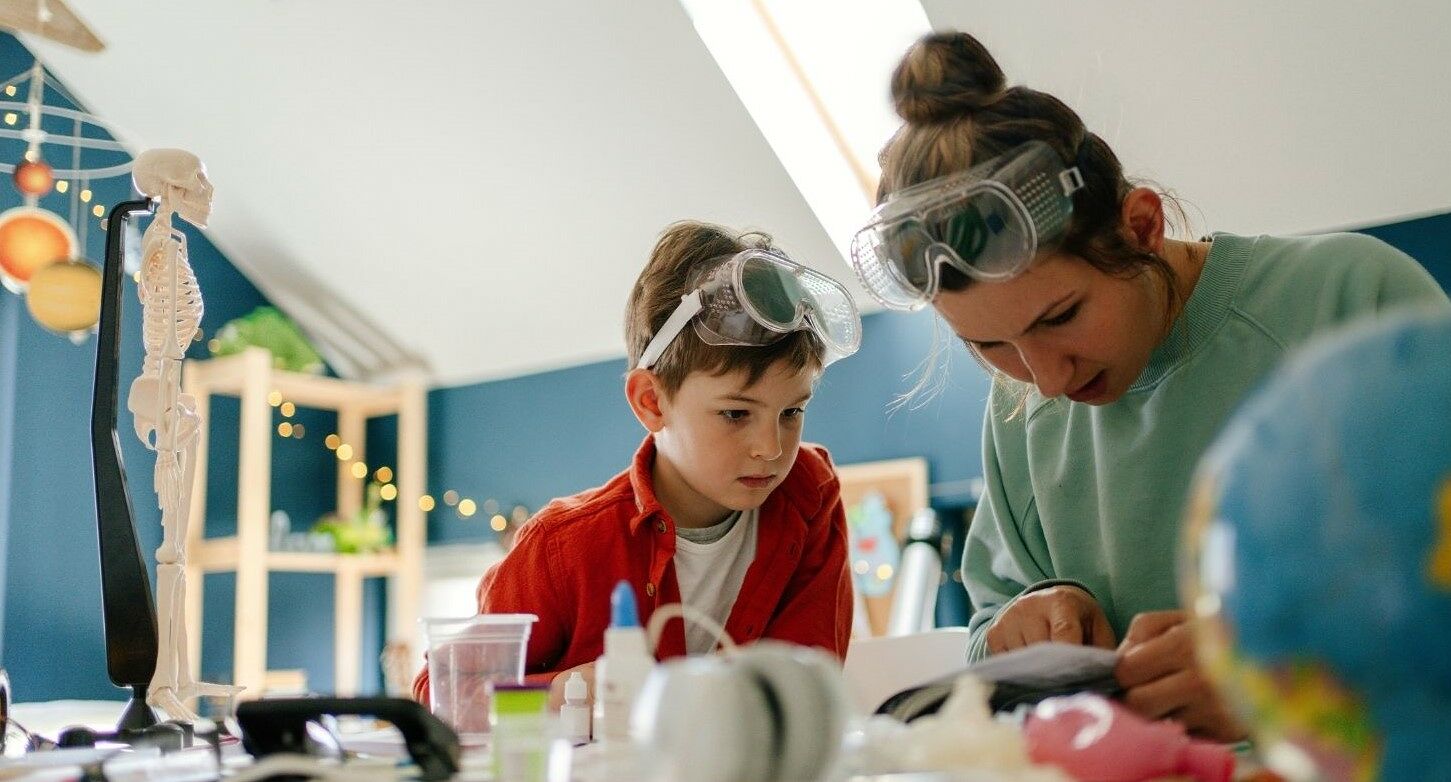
548, 661, 596, 712
1115, 610, 1246, 741
986, 585, 1117, 654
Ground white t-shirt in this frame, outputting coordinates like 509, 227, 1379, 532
673, 508, 759, 655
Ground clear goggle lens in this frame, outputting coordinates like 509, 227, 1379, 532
851, 140, 1083, 309
693, 250, 861, 361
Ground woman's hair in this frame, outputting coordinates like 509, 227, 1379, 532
880, 31, 1182, 294
878, 32, 1188, 411
624, 221, 822, 395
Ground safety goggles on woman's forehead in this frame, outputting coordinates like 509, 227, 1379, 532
636, 249, 862, 371
850, 140, 1086, 311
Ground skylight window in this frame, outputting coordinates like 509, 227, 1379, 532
679, 0, 930, 265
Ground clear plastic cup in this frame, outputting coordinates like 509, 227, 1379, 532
421, 613, 538, 743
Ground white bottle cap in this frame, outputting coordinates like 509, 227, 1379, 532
564, 670, 588, 704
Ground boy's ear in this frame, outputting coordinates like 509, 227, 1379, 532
625, 368, 668, 432
1119, 186, 1166, 254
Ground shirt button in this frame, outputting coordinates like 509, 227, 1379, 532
655, 520, 667, 533
645, 582, 656, 597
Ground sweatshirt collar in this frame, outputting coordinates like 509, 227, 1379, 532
1131, 232, 1253, 391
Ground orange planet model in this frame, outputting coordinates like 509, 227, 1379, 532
0, 206, 77, 292
12, 159, 55, 197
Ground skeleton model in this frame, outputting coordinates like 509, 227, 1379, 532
127, 149, 240, 721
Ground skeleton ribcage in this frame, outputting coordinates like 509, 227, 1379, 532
138, 221, 204, 376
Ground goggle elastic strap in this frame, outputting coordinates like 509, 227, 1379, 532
1059, 167, 1085, 196
636, 290, 704, 370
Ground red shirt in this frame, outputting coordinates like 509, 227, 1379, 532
414, 436, 852, 699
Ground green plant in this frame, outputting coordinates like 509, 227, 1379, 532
313, 481, 393, 554
212, 305, 325, 374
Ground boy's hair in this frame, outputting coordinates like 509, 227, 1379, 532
625, 221, 824, 395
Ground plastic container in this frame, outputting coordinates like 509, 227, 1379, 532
421, 613, 537, 743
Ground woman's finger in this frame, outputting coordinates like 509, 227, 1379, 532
1118, 610, 1185, 649
1006, 619, 1034, 651
1087, 606, 1117, 649
1120, 666, 1198, 722
1115, 626, 1192, 689
1047, 598, 1086, 644
986, 616, 1010, 654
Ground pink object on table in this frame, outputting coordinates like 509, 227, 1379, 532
1023, 694, 1234, 782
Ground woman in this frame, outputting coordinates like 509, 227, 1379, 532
853, 31, 1449, 739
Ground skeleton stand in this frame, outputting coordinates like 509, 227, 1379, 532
90, 198, 163, 732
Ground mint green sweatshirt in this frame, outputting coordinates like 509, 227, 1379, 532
963, 232, 1450, 661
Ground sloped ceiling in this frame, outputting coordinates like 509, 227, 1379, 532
26, 0, 847, 385
919, 0, 1451, 236
25, 1, 1451, 385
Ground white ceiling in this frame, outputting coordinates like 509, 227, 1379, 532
27, 0, 848, 385
919, 0, 1451, 235
25, 0, 1451, 387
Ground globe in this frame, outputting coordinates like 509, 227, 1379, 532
1182, 309, 1451, 781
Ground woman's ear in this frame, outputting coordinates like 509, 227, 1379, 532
1119, 187, 1166, 254
625, 368, 668, 432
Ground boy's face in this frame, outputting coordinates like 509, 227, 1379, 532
634, 360, 818, 527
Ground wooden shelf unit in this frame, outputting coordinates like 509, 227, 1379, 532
182, 347, 427, 697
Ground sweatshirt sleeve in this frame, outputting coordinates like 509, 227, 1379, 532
960, 392, 1091, 662
1335, 234, 1449, 317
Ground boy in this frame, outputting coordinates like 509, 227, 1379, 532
413, 221, 860, 707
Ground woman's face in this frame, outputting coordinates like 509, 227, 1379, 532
933, 253, 1168, 405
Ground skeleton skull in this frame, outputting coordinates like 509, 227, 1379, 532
132, 149, 214, 227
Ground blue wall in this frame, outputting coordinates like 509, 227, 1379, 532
0, 298, 16, 656
0, 33, 382, 703
2, 14, 1448, 704
1359, 211, 1451, 289
426, 310, 989, 546
420, 214, 1451, 630
423, 214, 1451, 545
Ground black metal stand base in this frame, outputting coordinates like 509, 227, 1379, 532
57, 721, 190, 753
117, 684, 157, 731
55, 685, 195, 753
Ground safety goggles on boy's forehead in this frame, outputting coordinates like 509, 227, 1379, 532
850, 140, 1086, 311
635, 249, 862, 371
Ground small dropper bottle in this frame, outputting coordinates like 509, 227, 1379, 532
560, 670, 591, 745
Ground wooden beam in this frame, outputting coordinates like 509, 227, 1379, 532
334, 562, 362, 696
391, 379, 428, 650
751, 0, 878, 201
336, 407, 366, 521
233, 348, 273, 697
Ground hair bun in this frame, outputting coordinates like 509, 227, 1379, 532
891, 32, 1007, 124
